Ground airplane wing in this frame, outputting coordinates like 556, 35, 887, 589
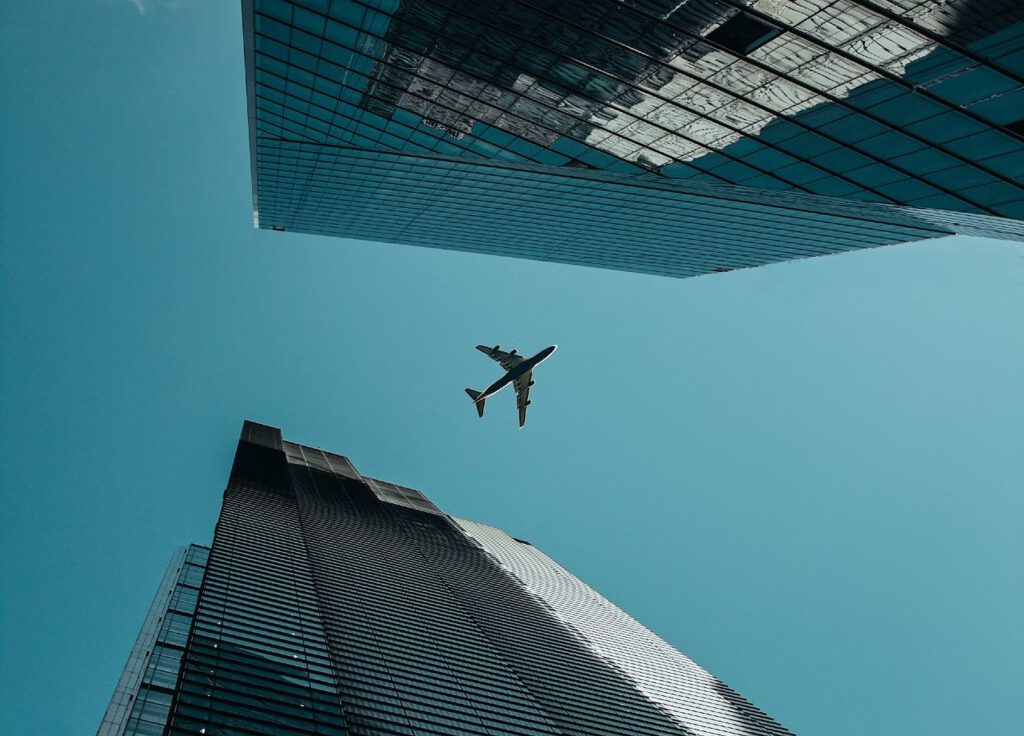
476, 344, 524, 372
513, 371, 533, 428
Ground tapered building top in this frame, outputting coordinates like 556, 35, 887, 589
100, 420, 794, 735
242, 0, 1024, 278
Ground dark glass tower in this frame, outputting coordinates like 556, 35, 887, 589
100, 421, 793, 735
242, 0, 1024, 278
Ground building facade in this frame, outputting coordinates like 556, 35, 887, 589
100, 420, 792, 735
242, 0, 1024, 278
97, 545, 210, 736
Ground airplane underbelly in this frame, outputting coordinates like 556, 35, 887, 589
483, 375, 512, 397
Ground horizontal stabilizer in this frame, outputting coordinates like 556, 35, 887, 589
464, 388, 485, 418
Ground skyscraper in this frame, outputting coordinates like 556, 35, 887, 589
100, 420, 792, 735
242, 0, 1024, 278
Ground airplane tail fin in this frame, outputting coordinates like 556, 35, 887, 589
464, 388, 485, 418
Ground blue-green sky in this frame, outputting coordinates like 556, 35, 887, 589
1, 2, 1022, 734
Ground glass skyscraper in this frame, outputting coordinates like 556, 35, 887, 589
242, 0, 1024, 278
100, 420, 793, 735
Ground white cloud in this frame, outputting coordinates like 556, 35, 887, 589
110, 0, 193, 15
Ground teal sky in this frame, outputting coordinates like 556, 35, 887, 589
1, 2, 1022, 734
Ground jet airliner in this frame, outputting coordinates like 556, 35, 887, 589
465, 344, 557, 428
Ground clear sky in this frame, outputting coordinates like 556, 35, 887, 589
1, 2, 1022, 734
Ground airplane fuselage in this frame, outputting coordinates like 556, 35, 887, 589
478, 345, 557, 400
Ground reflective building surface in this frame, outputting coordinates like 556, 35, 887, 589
243, 0, 1024, 277
100, 421, 793, 735
98, 545, 210, 736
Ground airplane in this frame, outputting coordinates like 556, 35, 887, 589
465, 344, 557, 428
